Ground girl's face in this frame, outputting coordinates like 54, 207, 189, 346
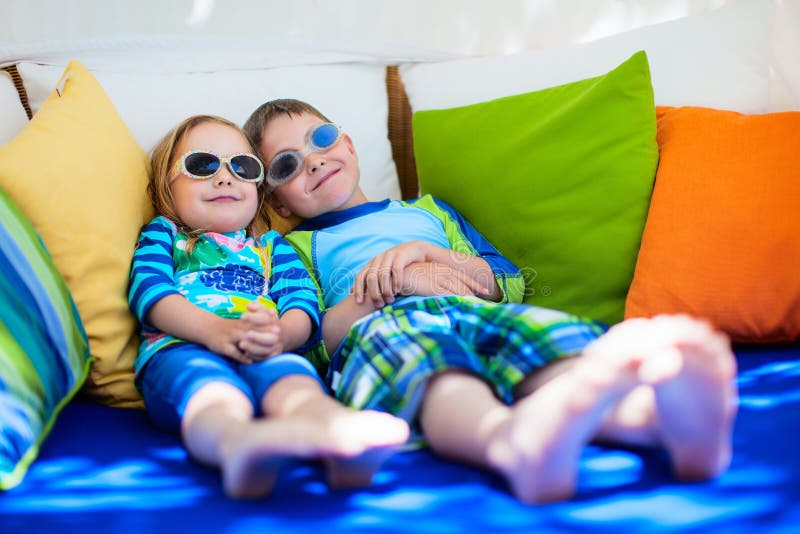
170, 122, 261, 234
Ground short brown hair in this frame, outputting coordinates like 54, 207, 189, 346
243, 99, 331, 156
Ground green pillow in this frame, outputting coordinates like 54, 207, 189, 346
413, 51, 658, 324
0, 188, 91, 490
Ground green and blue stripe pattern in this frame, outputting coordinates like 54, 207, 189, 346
0, 189, 91, 490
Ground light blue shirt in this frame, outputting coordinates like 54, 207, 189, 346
311, 200, 452, 308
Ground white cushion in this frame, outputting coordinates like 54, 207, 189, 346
772, 0, 800, 111
400, 0, 773, 114
0, 70, 29, 146
18, 62, 401, 201
0, 35, 456, 72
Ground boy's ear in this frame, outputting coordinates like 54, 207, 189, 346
342, 133, 358, 159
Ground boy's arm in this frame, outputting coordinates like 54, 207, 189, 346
352, 196, 523, 307
329, 255, 495, 350
416, 244, 503, 301
397, 259, 496, 300
430, 197, 525, 304
279, 230, 381, 359
321, 294, 381, 354
353, 241, 501, 307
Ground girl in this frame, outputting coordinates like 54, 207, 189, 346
128, 115, 409, 499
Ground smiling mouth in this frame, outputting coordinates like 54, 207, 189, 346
208, 195, 238, 202
311, 169, 339, 191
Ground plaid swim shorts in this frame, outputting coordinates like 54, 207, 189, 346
328, 295, 607, 422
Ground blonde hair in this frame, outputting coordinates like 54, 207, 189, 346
149, 114, 272, 253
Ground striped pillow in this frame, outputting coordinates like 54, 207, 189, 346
0, 189, 91, 490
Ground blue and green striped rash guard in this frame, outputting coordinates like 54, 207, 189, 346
128, 216, 320, 376
285, 195, 526, 369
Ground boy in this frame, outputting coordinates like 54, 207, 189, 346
243, 99, 738, 504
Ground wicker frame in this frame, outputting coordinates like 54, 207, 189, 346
1, 65, 33, 120
1, 64, 418, 199
386, 65, 419, 199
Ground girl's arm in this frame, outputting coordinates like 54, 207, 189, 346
276, 308, 313, 351
237, 305, 314, 359
130, 218, 255, 363
146, 293, 255, 364
246, 233, 321, 358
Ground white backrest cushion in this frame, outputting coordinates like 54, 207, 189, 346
400, 0, 773, 114
772, 0, 800, 110
18, 62, 400, 201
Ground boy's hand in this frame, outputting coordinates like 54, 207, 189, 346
353, 241, 440, 307
237, 301, 286, 360
399, 262, 488, 299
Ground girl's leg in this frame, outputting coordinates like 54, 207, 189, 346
183, 380, 357, 499
142, 346, 362, 499
263, 374, 410, 487
180, 381, 255, 465
229, 354, 409, 491
181, 381, 288, 498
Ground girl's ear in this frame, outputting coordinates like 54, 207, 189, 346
267, 193, 293, 219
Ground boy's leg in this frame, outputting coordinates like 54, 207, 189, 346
418, 370, 511, 465
419, 344, 643, 504
331, 298, 638, 503
515, 314, 737, 481
586, 315, 737, 480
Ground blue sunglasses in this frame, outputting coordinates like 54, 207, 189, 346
267, 123, 342, 189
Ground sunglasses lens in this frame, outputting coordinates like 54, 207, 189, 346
269, 153, 300, 183
309, 123, 339, 151
184, 152, 220, 177
230, 155, 263, 181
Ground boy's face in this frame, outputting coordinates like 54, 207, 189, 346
259, 112, 364, 219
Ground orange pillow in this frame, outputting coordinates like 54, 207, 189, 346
625, 106, 800, 343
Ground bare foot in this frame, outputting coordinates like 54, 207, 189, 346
220, 418, 320, 499
487, 340, 643, 504
319, 410, 411, 488
638, 315, 738, 480
220, 409, 409, 498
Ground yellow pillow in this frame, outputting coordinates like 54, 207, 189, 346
0, 61, 152, 407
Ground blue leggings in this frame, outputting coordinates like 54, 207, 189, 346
139, 343, 322, 432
